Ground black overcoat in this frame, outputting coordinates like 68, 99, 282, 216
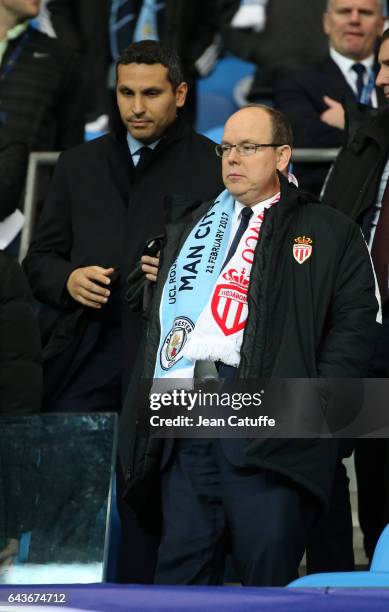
120, 175, 379, 517
23, 118, 223, 403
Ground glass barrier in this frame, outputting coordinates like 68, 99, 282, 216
0, 414, 117, 584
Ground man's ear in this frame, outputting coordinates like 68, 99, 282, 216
323, 12, 330, 37
276, 145, 292, 174
175, 82, 188, 108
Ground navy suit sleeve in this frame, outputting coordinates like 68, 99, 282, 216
274, 72, 345, 148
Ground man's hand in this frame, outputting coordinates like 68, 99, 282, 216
66, 266, 114, 308
320, 96, 345, 130
141, 253, 160, 282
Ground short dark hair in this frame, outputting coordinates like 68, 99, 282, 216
381, 27, 389, 44
116, 40, 184, 90
244, 104, 293, 147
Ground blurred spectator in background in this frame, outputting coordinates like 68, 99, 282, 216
0, 0, 85, 150
45, 0, 111, 133
0, 0, 86, 253
219, 0, 328, 101
0, 251, 42, 414
275, 0, 385, 196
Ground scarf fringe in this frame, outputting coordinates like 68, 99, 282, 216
183, 338, 241, 368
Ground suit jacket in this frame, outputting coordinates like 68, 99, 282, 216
0, 27, 85, 150
23, 118, 224, 406
322, 106, 389, 226
46, 0, 111, 120
275, 55, 386, 195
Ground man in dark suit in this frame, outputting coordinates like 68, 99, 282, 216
322, 28, 389, 563
23, 40, 223, 582
275, 0, 385, 195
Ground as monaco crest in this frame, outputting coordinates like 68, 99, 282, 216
211, 268, 250, 336
293, 236, 313, 264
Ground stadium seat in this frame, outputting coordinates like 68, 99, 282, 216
204, 125, 224, 144
289, 524, 389, 588
198, 56, 256, 100
197, 92, 237, 134
371, 525, 389, 572
197, 56, 256, 134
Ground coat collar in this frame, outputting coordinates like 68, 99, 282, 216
278, 171, 318, 210
346, 106, 389, 156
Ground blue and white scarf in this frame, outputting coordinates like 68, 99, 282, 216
154, 190, 234, 378
154, 190, 280, 379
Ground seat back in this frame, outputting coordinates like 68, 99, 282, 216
371, 524, 389, 572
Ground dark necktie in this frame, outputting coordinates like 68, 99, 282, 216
222, 206, 253, 270
371, 177, 389, 303
135, 146, 153, 171
351, 63, 366, 102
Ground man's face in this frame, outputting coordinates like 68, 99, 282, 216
323, 0, 384, 61
116, 63, 187, 144
221, 108, 291, 207
376, 38, 389, 101
0, 0, 41, 20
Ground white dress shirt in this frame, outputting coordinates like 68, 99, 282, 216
227, 193, 280, 251
329, 47, 377, 108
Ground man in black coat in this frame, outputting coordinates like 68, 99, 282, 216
0, 0, 85, 151
23, 40, 223, 582
275, 0, 385, 196
322, 28, 389, 562
121, 105, 379, 586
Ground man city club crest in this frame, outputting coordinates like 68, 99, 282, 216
160, 317, 195, 370
211, 269, 250, 336
293, 236, 313, 264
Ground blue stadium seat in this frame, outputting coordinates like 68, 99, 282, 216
203, 125, 224, 144
197, 56, 256, 134
198, 56, 256, 100
288, 571, 389, 588
196, 92, 237, 135
289, 524, 389, 588
371, 525, 389, 572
